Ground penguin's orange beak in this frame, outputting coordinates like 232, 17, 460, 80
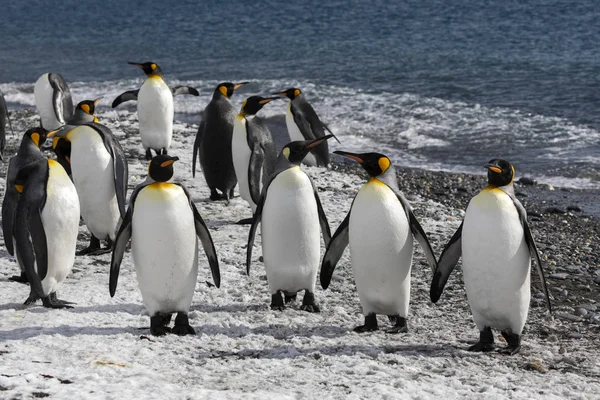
233, 82, 249, 90
334, 151, 363, 164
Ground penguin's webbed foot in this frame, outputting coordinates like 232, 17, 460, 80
299, 291, 320, 313
270, 292, 285, 311
172, 312, 195, 336
385, 315, 408, 334
354, 313, 378, 333
24, 290, 40, 306
150, 314, 172, 336
236, 217, 254, 225
9, 272, 29, 284
42, 292, 74, 309
228, 187, 235, 200
77, 236, 102, 256
209, 189, 223, 201
284, 293, 297, 304
499, 330, 521, 355
468, 327, 495, 352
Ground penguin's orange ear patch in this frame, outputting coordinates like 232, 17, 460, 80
219, 86, 228, 97
15, 184, 24, 193
378, 157, 390, 174
81, 104, 91, 114
151, 63, 157, 70
31, 133, 40, 147
293, 89, 301, 97
282, 147, 290, 160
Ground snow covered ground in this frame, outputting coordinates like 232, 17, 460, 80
0, 109, 599, 399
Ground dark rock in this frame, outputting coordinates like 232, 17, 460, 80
566, 205, 583, 212
544, 207, 567, 214
574, 308, 588, 317
519, 177, 537, 185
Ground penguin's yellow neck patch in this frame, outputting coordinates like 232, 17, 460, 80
148, 182, 175, 190
148, 74, 162, 80
368, 177, 385, 185
93, 116, 99, 123
48, 159, 59, 167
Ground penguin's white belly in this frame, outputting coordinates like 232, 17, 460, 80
69, 127, 121, 240
285, 106, 317, 166
34, 74, 62, 130
40, 160, 80, 295
261, 167, 320, 294
462, 187, 531, 334
232, 116, 255, 211
132, 183, 198, 315
138, 78, 173, 150
349, 180, 413, 316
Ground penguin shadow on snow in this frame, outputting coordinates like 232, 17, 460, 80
194, 323, 349, 340
0, 325, 131, 342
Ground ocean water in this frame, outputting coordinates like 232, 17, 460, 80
1, 0, 599, 188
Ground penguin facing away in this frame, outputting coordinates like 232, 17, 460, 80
49, 122, 128, 255
273, 88, 339, 167
192, 81, 248, 201
320, 151, 437, 333
231, 95, 278, 224
0, 89, 15, 161
34, 73, 74, 130
110, 155, 220, 336
247, 136, 335, 312
112, 62, 199, 160
13, 142, 80, 308
2, 127, 50, 283
430, 159, 552, 355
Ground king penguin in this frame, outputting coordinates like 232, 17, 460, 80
2, 127, 49, 283
273, 88, 338, 167
0, 89, 15, 161
231, 95, 278, 224
13, 139, 80, 308
193, 81, 248, 201
34, 73, 74, 130
320, 151, 437, 333
49, 122, 128, 255
430, 159, 552, 355
112, 62, 199, 160
247, 136, 334, 311
110, 154, 220, 336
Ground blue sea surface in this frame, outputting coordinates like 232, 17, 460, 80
1, 0, 599, 187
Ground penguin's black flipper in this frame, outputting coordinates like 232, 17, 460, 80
180, 186, 220, 288
48, 73, 73, 125
248, 144, 265, 205
111, 90, 139, 108
320, 211, 351, 289
393, 190, 438, 273
192, 119, 205, 178
513, 197, 552, 314
171, 86, 199, 96
246, 190, 267, 276
2, 162, 18, 256
310, 179, 331, 246
430, 222, 463, 303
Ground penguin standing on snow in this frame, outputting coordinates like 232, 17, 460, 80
34, 73, 74, 130
273, 88, 338, 167
193, 82, 248, 201
112, 61, 199, 160
247, 136, 335, 311
2, 127, 50, 283
231, 96, 278, 223
13, 139, 80, 308
320, 151, 437, 333
0, 89, 15, 160
49, 123, 128, 255
110, 155, 220, 336
430, 159, 552, 355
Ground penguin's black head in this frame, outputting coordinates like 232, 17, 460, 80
216, 82, 248, 99
128, 61, 162, 77
238, 96, 278, 117
282, 135, 336, 164
334, 150, 392, 177
24, 127, 48, 149
485, 158, 514, 187
148, 155, 179, 182
273, 88, 302, 100
76, 98, 102, 117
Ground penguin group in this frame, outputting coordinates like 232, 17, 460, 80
0, 67, 552, 354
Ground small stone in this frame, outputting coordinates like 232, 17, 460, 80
547, 334, 558, 342
556, 313, 583, 322
566, 205, 582, 212
524, 360, 547, 373
519, 177, 537, 185
331, 274, 344, 282
565, 265, 581, 272
544, 207, 566, 214
549, 273, 568, 280
568, 333, 584, 339
575, 308, 588, 317
577, 304, 597, 312
456, 186, 468, 193
594, 276, 600, 285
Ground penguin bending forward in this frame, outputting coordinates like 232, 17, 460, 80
2, 127, 49, 283
320, 151, 437, 333
273, 88, 338, 167
34, 73, 73, 130
231, 96, 278, 224
112, 62, 199, 160
110, 155, 220, 336
13, 138, 80, 308
430, 159, 552, 355
193, 82, 248, 201
49, 123, 128, 255
247, 136, 335, 311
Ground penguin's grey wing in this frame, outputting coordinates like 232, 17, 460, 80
48, 73, 73, 124
111, 90, 139, 108
392, 188, 438, 273
192, 118, 205, 178
91, 123, 129, 217
430, 222, 463, 303
309, 178, 331, 246
109, 184, 143, 297
179, 185, 220, 288
171, 86, 199, 96
513, 197, 552, 313
320, 210, 351, 289
248, 143, 264, 205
